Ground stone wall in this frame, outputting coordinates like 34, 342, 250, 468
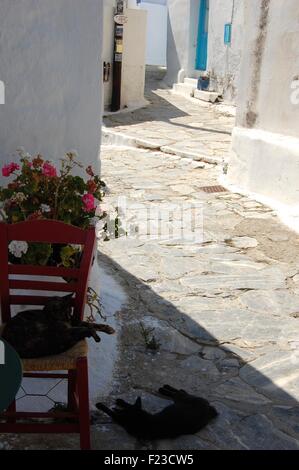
0, 0, 103, 173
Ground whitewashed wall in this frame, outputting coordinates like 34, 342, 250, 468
165, 0, 194, 85
121, 8, 148, 108
227, 0, 299, 222
207, 0, 244, 102
139, 2, 167, 66
0, 0, 103, 173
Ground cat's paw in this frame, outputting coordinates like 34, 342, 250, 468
96, 324, 115, 335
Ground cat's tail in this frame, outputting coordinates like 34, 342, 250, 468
96, 402, 116, 419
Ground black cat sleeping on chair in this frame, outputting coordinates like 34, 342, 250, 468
96, 385, 218, 440
2, 294, 115, 358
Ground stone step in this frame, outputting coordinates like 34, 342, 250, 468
173, 83, 195, 98
194, 89, 220, 103
184, 77, 199, 87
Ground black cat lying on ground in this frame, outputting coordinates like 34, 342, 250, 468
96, 384, 218, 440
2, 294, 115, 358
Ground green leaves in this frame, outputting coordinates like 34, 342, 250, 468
60, 245, 80, 268
21, 243, 53, 266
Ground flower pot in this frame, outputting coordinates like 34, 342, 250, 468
198, 77, 210, 91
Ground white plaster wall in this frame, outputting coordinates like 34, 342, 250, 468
228, 127, 299, 209
0, 0, 103, 173
127, 0, 140, 8
121, 8, 148, 108
139, 2, 167, 66
207, 0, 244, 102
166, 0, 201, 84
252, 0, 299, 137
236, 0, 299, 137
165, 0, 191, 85
227, 0, 299, 216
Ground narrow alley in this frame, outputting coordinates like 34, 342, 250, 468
0, 0, 298, 456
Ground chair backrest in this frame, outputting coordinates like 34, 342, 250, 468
0, 220, 96, 323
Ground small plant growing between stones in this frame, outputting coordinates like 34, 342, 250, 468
139, 322, 160, 352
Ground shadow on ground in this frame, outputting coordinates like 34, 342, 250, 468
104, 67, 233, 137
92, 252, 299, 451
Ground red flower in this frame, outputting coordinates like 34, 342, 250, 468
42, 162, 57, 178
82, 193, 96, 213
2, 162, 20, 177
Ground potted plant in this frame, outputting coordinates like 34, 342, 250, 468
0, 149, 114, 320
198, 72, 210, 91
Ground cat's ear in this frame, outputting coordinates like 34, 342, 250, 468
63, 293, 74, 302
62, 293, 74, 307
135, 397, 142, 409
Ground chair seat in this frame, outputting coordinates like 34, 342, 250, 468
22, 340, 88, 371
0, 324, 88, 371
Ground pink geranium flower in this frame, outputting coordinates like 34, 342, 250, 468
42, 162, 57, 177
2, 162, 20, 177
82, 193, 96, 213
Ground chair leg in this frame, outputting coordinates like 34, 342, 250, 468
7, 400, 16, 423
68, 370, 77, 411
77, 357, 91, 450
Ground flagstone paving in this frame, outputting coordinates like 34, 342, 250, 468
93, 142, 299, 450
103, 70, 235, 165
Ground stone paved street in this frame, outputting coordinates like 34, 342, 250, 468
96, 144, 299, 450
2, 74, 298, 451
95, 75, 299, 450
103, 68, 235, 165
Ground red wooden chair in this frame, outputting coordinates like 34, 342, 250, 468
0, 220, 96, 449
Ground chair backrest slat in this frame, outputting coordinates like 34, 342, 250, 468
0, 221, 96, 323
9, 295, 76, 307
7, 220, 86, 244
8, 265, 80, 278
9, 280, 77, 293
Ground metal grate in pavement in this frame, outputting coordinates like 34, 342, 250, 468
199, 185, 228, 194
